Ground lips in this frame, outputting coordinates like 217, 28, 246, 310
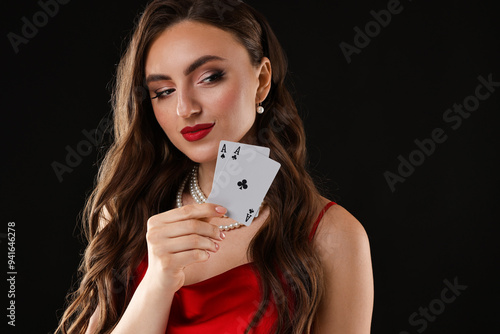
181, 123, 215, 142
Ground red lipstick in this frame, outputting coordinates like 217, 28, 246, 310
181, 123, 215, 142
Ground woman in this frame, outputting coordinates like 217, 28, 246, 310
56, 0, 373, 333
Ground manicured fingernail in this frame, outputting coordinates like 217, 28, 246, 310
215, 206, 227, 214
215, 243, 219, 250
220, 231, 226, 239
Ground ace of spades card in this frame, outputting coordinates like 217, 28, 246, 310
213, 140, 270, 183
207, 141, 280, 226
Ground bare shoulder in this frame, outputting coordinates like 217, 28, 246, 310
312, 197, 373, 332
314, 199, 369, 255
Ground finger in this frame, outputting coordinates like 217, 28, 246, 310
168, 249, 212, 268
150, 218, 224, 241
148, 203, 227, 226
163, 234, 220, 254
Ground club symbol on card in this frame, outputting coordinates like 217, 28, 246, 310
220, 153, 226, 159
232, 146, 241, 160
245, 208, 254, 222
237, 179, 248, 190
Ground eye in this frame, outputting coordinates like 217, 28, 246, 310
151, 88, 175, 100
200, 71, 225, 84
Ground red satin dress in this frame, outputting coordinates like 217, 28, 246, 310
131, 202, 336, 333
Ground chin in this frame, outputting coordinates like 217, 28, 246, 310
183, 146, 218, 164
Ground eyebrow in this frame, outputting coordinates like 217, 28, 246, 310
145, 55, 226, 85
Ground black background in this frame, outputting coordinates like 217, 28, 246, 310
1, 0, 499, 333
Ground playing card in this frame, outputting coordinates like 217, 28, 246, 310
213, 140, 270, 186
212, 140, 271, 218
207, 144, 280, 225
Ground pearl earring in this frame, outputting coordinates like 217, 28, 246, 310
257, 102, 265, 114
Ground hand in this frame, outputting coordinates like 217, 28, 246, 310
144, 203, 227, 291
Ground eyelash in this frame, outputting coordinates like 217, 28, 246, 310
202, 70, 225, 83
151, 71, 225, 100
151, 89, 175, 100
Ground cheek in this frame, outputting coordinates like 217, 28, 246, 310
153, 106, 176, 139
211, 82, 255, 122
153, 108, 168, 129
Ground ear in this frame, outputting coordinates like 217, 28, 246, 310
255, 57, 272, 103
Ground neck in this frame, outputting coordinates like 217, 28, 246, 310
197, 160, 216, 197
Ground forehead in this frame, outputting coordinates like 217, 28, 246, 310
145, 20, 250, 75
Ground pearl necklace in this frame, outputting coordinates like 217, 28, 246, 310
176, 165, 245, 231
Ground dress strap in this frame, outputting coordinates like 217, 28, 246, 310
308, 201, 336, 242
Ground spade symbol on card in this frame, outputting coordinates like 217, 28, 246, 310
245, 208, 254, 222
220, 144, 227, 159
237, 179, 248, 190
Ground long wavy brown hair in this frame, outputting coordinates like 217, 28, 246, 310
56, 0, 325, 333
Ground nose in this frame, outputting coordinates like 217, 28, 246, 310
176, 87, 201, 118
